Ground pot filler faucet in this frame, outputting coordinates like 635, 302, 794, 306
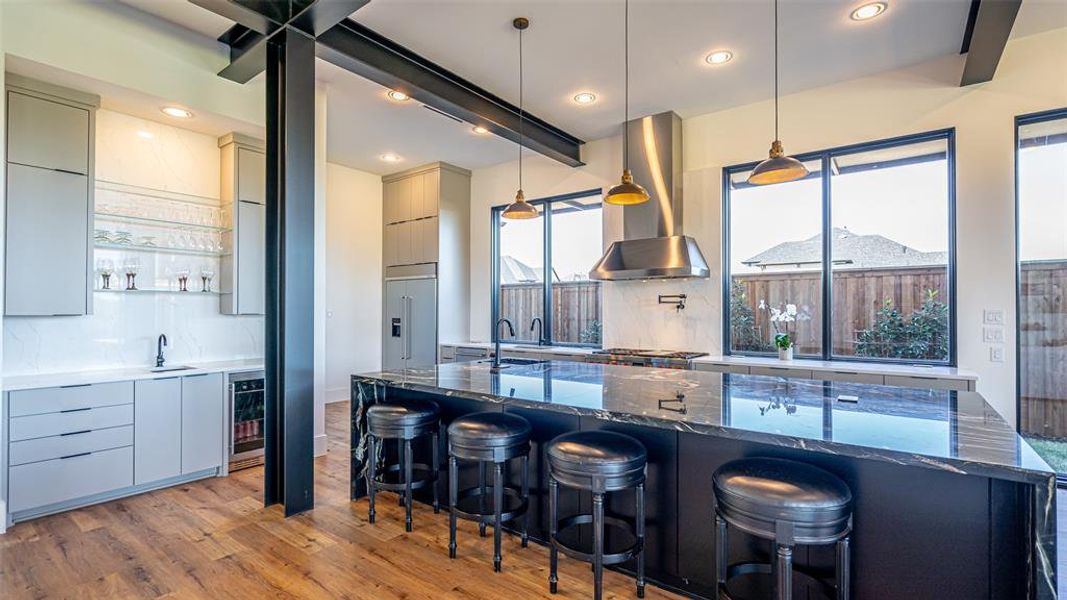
493, 318, 515, 369
156, 334, 168, 368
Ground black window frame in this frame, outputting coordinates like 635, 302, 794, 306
491, 188, 604, 347
722, 128, 958, 366
1014, 107, 1067, 444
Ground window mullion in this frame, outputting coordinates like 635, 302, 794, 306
543, 202, 553, 345
821, 153, 833, 361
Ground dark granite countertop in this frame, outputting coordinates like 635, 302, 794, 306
353, 361, 1053, 485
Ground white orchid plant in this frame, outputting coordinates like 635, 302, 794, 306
759, 300, 798, 351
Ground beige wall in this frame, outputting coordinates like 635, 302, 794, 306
469, 28, 1067, 425
325, 162, 383, 402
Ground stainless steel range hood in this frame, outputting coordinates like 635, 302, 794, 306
590, 111, 710, 280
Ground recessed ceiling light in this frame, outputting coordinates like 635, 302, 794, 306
137, 130, 154, 139
850, 2, 887, 21
573, 92, 597, 105
380, 153, 402, 163
472, 126, 490, 135
705, 50, 734, 65
161, 106, 193, 119
386, 90, 410, 102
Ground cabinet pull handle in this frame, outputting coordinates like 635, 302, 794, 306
61, 429, 92, 437
60, 452, 92, 460
59, 383, 91, 389
59, 407, 92, 414
53, 168, 84, 176
908, 375, 937, 381
836, 371, 859, 375
184, 373, 209, 378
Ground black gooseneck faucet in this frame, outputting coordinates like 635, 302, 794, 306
493, 318, 515, 369
530, 317, 545, 347
156, 334, 168, 368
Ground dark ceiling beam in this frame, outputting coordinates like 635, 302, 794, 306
188, 0, 284, 34
316, 19, 585, 167
290, 0, 370, 37
959, 0, 1023, 86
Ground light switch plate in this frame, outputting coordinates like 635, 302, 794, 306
990, 347, 1004, 363
983, 327, 1004, 343
984, 309, 1005, 325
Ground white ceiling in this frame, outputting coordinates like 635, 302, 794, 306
110, 0, 1067, 175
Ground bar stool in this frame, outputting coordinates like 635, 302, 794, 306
713, 457, 852, 600
365, 398, 441, 532
546, 431, 647, 600
447, 411, 531, 572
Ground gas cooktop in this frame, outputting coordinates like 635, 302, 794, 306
592, 348, 708, 359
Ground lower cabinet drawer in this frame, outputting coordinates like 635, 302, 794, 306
884, 375, 970, 391
10, 381, 134, 417
8, 426, 134, 466
9, 403, 133, 441
750, 366, 814, 380
8, 446, 134, 513
820, 370, 885, 385
693, 363, 751, 375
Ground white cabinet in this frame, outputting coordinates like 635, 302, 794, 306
219, 134, 266, 315
884, 374, 970, 392
4, 76, 98, 317
382, 164, 469, 267
181, 373, 225, 474
134, 378, 182, 485
750, 366, 814, 380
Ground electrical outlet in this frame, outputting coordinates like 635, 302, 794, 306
990, 347, 1004, 363
984, 309, 1004, 325
982, 327, 1004, 343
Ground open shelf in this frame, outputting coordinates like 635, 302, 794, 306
94, 242, 226, 258
94, 212, 228, 233
95, 288, 220, 295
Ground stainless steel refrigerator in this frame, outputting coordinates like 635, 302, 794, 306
383, 277, 438, 370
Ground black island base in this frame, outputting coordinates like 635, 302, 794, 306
351, 361, 1056, 600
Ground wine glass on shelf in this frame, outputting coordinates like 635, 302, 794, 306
96, 258, 115, 290
176, 266, 190, 292
123, 258, 141, 291
200, 265, 215, 293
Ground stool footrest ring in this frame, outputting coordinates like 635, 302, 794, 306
371, 462, 437, 493
719, 561, 837, 600
551, 513, 643, 566
452, 485, 529, 524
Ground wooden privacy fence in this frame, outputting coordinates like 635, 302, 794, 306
732, 265, 949, 356
500, 281, 602, 344
1018, 260, 1067, 440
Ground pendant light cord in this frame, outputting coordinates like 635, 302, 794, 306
518, 23, 524, 190
623, 0, 630, 170
774, 0, 779, 142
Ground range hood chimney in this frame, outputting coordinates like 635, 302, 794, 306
590, 111, 710, 280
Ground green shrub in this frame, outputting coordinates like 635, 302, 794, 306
855, 289, 948, 360
580, 320, 602, 345
730, 280, 773, 352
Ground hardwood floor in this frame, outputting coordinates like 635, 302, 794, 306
0, 402, 683, 599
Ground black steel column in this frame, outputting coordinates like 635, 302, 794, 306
264, 26, 316, 516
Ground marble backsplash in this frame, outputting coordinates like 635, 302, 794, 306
3, 282, 263, 376
600, 277, 720, 352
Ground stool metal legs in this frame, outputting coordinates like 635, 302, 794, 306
404, 439, 414, 532
636, 483, 645, 598
448, 453, 530, 572
520, 454, 530, 548
367, 434, 377, 524
478, 462, 488, 537
592, 492, 605, 600
715, 512, 727, 585
837, 536, 851, 600
775, 544, 794, 600
448, 456, 458, 558
548, 477, 559, 594
493, 463, 504, 571
431, 432, 440, 513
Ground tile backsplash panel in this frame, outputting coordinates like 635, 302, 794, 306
2, 109, 264, 376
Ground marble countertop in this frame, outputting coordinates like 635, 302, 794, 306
443, 342, 598, 355
692, 354, 979, 380
3, 359, 265, 391
354, 361, 1052, 484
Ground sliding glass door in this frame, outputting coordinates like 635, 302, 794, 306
1017, 109, 1067, 476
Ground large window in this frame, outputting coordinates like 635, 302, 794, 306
1017, 109, 1067, 476
492, 190, 603, 346
724, 130, 955, 364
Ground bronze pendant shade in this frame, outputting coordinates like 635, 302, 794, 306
502, 17, 537, 220
748, 0, 808, 186
605, 0, 650, 206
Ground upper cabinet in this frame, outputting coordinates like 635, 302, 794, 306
219, 134, 266, 315
4, 74, 99, 317
382, 163, 468, 268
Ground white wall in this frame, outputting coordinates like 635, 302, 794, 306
3, 110, 264, 375
469, 28, 1067, 425
325, 162, 383, 402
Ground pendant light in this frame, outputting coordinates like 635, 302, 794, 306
748, 0, 809, 186
604, 0, 650, 206
501, 17, 539, 220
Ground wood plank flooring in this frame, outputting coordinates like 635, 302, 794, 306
0, 402, 684, 599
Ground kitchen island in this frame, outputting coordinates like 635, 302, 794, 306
351, 361, 1055, 600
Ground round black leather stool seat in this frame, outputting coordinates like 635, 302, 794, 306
714, 457, 852, 544
547, 431, 646, 493
448, 412, 531, 461
367, 399, 440, 439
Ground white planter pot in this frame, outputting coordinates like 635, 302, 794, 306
778, 346, 794, 361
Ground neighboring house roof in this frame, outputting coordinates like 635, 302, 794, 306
500, 256, 543, 284
742, 228, 947, 270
